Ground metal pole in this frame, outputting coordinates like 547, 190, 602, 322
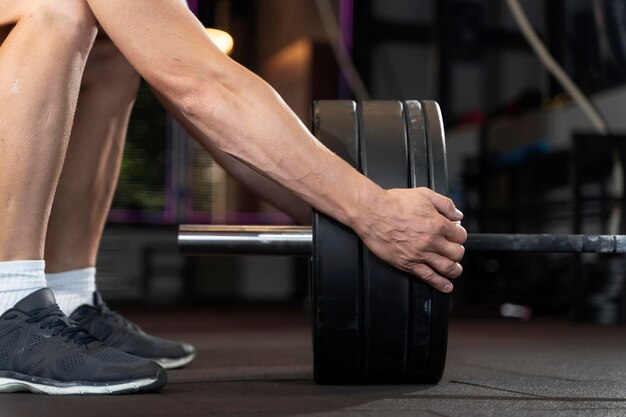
179, 225, 312, 255
465, 233, 626, 253
179, 225, 626, 255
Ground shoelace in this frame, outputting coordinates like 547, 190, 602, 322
26, 304, 98, 347
97, 301, 140, 332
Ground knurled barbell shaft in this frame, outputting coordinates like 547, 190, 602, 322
178, 225, 626, 255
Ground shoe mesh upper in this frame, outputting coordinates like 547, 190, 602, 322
0, 329, 20, 369
61, 353, 86, 373
28, 355, 46, 373
25, 335, 47, 356
95, 350, 141, 364
70, 292, 195, 363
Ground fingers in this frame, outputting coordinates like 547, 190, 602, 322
444, 221, 467, 244
421, 188, 463, 221
411, 263, 454, 293
408, 234, 465, 293
430, 214, 467, 245
421, 252, 463, 278
432, 237, 465, 262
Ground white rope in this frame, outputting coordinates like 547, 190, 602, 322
315, 0, 371, 101
507, 0, 625, 234
506, 0, 608, 134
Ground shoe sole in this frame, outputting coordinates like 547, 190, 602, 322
0, 368, 167, 395
154, 352, 196, 370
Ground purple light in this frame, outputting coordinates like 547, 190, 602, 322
339, 0, 354, 51
338, 0, 355, 99
187, 0, 199, 15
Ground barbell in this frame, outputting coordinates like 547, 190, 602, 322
179, 226, 626, 255
179, 100, 626, 385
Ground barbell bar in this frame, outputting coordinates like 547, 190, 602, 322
179, 100, 621, 385
179, 226, 626, 255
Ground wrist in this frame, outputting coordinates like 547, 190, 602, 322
345, 180, 385, 237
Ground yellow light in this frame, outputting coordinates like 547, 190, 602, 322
206, 28, 234, 55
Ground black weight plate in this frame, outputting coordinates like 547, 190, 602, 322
359, 101, 411, 382
403, 101, 433, 382
311, 101, 362, 384
421, 100, 450, 383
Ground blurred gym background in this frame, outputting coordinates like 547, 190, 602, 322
99, 0, 626, 325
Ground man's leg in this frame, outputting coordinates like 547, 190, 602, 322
0, 1, 165, 395
43, 34, 138, 317
0, 0, 97, 310
44, 34, 139, 275
44, 36, 195, 369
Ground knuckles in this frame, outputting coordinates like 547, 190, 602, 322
445, 262, 462, 278
441, 197, 455, 215
417, 234, 436, 250
455, 224, 468, 242
452, 244, 465, 262
414, 264, 434, 282
431, 219, 447, 235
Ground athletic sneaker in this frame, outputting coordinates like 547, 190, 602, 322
70, 292, 195, 369
0, 288, 166, 395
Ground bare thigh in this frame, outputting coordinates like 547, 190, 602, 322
0, 0, 22, 26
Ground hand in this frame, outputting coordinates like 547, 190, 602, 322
354, 187, 467, 293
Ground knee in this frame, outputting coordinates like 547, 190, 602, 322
82, 38, 141, 95
26, 0, 97, 47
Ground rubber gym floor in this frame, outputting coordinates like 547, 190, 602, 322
3, 306, 626, 417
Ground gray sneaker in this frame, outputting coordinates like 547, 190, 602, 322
70, 292, 195, 369
0, 288, 166, 395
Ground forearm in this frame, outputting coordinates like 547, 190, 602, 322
87, 0, 382, 231
177, 66, 381, 229
152, 90, 311, 225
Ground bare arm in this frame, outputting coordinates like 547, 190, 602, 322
86, 0, 466, 292
152, 90, 311, 225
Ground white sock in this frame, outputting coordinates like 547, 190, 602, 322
45, 267, 96, 315
0, 260, 47, 315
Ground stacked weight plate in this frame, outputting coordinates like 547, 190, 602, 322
311, 100, 449, 384
311, 101, 361, 383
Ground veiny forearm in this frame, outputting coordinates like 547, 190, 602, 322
152, 90, 311, 225
86, 0, 383, 231
177, 66, 382, 229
